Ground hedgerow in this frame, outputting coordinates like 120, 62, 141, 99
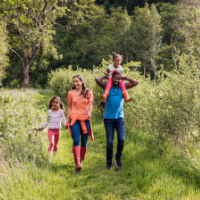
48, 56, 200, 145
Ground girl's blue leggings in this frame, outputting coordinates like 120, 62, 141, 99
70, 120, 90, 147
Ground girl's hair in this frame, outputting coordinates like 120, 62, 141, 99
112, 52, 123, 61
48, 96, 65, 115
72, 74, 89, 99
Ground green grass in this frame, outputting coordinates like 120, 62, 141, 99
1, 90, 200, 199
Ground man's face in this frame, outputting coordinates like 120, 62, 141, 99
112, 75, 121, 87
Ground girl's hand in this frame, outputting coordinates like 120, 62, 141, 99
65, 124, 68, 129
118, 74, 125, 80
39, 127, 44, 131
104, 71, 108, 75
88, 111, 92, 118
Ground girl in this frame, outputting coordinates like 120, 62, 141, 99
67, 74, 94, 171
39, 96, 67, 163
100, 52, 134, 103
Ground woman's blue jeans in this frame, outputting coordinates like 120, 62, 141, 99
70, 120, 90, 147
104, 118, 125, 166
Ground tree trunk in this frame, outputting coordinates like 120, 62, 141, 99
22, 64, 30, 88
154, 58, 156, 82
92, 29, 95, 67
144, 59, 146, 80
34, 63, 39, 87
34, 46, 43, 87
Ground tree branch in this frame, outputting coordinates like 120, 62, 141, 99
28, 41, 41, 66
8, 48, 23, 67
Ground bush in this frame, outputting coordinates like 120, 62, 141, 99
48, 57, 200, 145
0, 90, 46, 165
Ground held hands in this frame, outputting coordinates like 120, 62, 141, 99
38, 127, 44, 131
88, 111, 92, 118
65, 124, 68, 129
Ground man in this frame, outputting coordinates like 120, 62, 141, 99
95, 71, 139, 169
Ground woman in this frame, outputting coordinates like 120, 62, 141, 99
67, 74, 94, 171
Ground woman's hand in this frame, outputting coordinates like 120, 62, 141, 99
88, 111, 92, 118
38, 127, 44, 131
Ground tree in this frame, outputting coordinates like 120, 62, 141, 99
132, 4, 162, 80
132, 6, 153, 79
0, 0, 65, 87
150, 4, 162, 82
0, 20, 9, 85
158, 3, 180, 71
102, 7, 132, 63
53, 0, 109, 69
172, 0, 200, 69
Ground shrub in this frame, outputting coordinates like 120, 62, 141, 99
0, 90, 47, 165
48, 57, 200, 145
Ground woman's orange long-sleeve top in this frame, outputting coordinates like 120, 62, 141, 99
67, 90, 94, 142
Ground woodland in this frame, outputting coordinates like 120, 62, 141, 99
0, 0, 189, 88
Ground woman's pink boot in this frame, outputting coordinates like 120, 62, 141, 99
73, 146, 82, 171
80, 147, 87, 166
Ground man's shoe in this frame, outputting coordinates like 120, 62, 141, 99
106, 165, 112, 170
115, 158, 122, 168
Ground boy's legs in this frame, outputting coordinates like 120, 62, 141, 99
48, 129, 54, 163
100, 78, 113, 103
48, 129, 54, 151
53, 129, 61, 158
119, 80, 134, 103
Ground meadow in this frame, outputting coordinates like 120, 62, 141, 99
1, 55, 200, 199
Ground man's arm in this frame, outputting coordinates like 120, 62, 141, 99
119, 75, 138, 89
125, 77, 139, 89
95, 76, 108, 88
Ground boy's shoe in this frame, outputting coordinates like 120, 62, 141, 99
107, 165, 112, 170
100, 94, 106, 103
48, 151, 52, 164
53, 151, 57, 159
115, 158, 122, 168
125, 96, 134, 103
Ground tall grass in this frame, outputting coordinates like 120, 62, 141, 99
1, 90, 200, 199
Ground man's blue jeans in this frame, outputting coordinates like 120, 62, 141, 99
104, 118, 125, 166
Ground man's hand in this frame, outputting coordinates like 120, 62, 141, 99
39, 127, 44, 131
95, 76, 107, 88
117, 74, 125, 80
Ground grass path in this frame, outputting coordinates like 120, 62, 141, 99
3, 90, 200, 199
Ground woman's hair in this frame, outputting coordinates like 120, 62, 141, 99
112, 52, 123, 61
72, 74, 89, 99
48, 96, 65, 114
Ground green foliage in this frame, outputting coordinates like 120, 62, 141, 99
0, 90, 46, 164
0, 0, 66, 87
0, 21, 9, 85
49, 52, 200, 145
1, 90, 200, 199
48, 66, 102, 106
